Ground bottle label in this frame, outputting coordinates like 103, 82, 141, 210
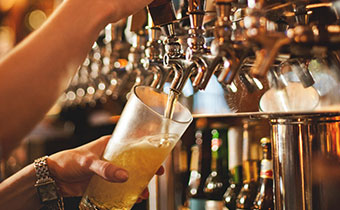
179, 149, 188, 172
189, 198, 206, 210
228, 127, 243, 170
190, 145, 199, 171
260, 159, 273, 179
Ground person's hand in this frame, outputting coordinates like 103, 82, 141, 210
46, 135, 164, 200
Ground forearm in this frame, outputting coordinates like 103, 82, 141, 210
0, 164, 42, 210
0, 0, 114, 157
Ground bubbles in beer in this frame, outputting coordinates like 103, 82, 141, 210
146, 133, 178, 147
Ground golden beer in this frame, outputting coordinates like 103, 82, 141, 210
79, 133, 178, 210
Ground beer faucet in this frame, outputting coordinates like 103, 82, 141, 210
212, 0, 243, 88
244, 1, 291, 78
208, 0, 261, 93
185, 0, 213, 91
147, 0, 193, 94
245, 1, 340, 80
144, 22, 172, 90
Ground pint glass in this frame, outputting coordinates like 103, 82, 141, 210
79, 86, 193, 210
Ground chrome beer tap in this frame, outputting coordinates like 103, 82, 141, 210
185, 0, 213, 91
243, 2, 291, 78
208, 1, 265, 95
147, 0, 193, 94
243, 1, 340, 79
163, 0, 238, 93
144, 22, 172, 90
211, 0, 245, 88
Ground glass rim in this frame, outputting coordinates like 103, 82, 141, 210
133, 85, 193, 125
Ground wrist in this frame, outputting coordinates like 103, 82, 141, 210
0, 164, 43, 210
33, 156, 64, 210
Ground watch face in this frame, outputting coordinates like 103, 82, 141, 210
37, 183, 59, 203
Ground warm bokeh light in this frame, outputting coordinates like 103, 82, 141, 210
0, 0, 16, 12
27, 9, 47, 30
0, 26, 15, 56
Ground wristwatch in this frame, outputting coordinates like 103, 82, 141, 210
33, 156, 64, 210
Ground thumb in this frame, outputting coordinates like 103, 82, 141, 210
89, 159, 129, 183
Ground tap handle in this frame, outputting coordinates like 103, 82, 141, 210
130, 8, 148, 35
147, 0, 177, 26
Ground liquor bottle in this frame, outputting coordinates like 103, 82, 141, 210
235, 122, 260, 210
252, 137, 274, 210
187, 131, 205, 209
224, 127, 243, 210
203, 128, 229, 210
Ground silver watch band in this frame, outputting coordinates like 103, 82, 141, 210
34, 156, 52, 181
34, 156, 64, 210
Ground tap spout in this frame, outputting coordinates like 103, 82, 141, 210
250, 35, 290, 77
191, 57, 207, 88
197, 55, 222, 90
149, 64, 163, 89
169, 61, 184, 93
217, 47, 250, 85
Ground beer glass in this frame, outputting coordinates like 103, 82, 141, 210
79, 86, 193, 210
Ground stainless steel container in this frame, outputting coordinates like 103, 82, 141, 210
271, 113, 340, 210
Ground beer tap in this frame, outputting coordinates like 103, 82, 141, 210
183, 0, 229, 91
245, 1, 340, 77
211, 0, 244, 88
187, 0, 206, 53
147, 0, 192, 94
184, 0, 212, 91
244, 1, 291, 78
144, 19, 172, 90
205, 0, 262, 94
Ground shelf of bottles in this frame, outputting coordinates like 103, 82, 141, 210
172, 116, 273, 210
173, 113, 340, 210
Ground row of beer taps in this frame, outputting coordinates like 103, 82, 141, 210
60, 0, 340, 113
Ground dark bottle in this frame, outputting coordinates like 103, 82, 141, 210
203, 128, 229, 210
236, 122, 260, 210
224, 127, 243, 210
187, 129, 206, 210
252, 137, 274, 210
147, 0, 177, 26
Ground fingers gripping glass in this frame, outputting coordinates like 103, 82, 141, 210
79, 86, 192, 210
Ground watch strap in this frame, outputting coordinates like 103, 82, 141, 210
34, 156, 64, 210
